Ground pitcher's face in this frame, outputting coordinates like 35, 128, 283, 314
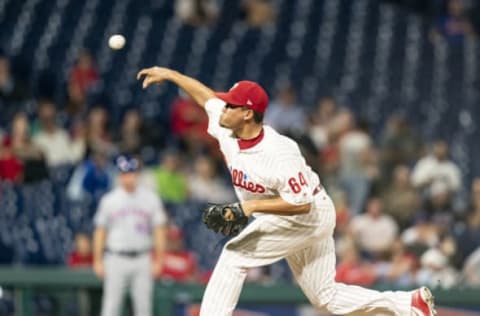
219, 104, 250, 129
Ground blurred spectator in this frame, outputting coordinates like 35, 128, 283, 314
350, 197, 399, 258
67, 150, 116, 202
431, 0, 475, 41
32, 99, 85, 166
439, 233, 459, 266
132, 159, 160, 193
416, 248, 459, 289
81, 151, 115, 200
7, 112, 49, 183
374, 239, 417, 287
317, 121, 343, 199
70, 116, 87, 146
420, 181, 456, 226
335, 243, 377, 286
151, 150, 188, 204
65, 81, 87, 118
332, 190, 351, 232
465, 178, 480, 229
0, 55, 31, 106
265, 85, 307, 136
188, 155, 235, 203
169, 93, 213, 155
86, 106, 116, 157
411, 140, 461, 195
0, 56, 31, 122
319, 145, 342, 197
382, 165, 420, 229
240, 0, 276, 28
336, 110, 374, 215
332, 194, 354, 281
116, 109, 148, 156
463, 247, 480, 286
451, 178, 480, 264
68, 50, 99, 101
0, 137, 23, 182
328, 107, 352, 140
402, 221, 441, 257
379, 115, 420, 184
308, 97, 337, 151
157, 225, 198, 282
67, 233, 94, 268
175, 0, 218, 26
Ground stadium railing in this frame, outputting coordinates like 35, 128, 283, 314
0, 266, 480, 315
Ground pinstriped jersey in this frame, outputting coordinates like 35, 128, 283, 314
205, 98, 321, 209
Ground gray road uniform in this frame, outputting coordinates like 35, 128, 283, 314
94, 186, 167, 316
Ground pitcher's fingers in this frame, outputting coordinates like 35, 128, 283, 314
224, 209, 234, 221
143, 76, 163, 89
137, 68, 150, 80
142, 77, 152, 89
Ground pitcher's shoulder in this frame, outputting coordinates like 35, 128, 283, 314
263, 126, 301, 154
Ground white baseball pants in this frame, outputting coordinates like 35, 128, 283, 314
199, 191, 412, 316
101, 253, 153, 316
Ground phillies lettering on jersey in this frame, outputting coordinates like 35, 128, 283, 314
206, 98, 321, 207
230, 167, 266, 193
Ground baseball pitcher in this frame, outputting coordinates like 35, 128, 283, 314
137, 67, 436, 316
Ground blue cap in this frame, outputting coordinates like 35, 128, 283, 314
116, 155, 140, 173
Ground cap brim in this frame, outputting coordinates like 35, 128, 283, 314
215, 92, 244, 106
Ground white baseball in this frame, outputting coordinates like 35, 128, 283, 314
108, 34, 126, 50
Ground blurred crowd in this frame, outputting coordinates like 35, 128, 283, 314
1, 0, 480, 291
389, 0, 480, 41
174, 0, 480, 39
1, 48, 480, 290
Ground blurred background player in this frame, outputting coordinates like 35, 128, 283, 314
93, 155, 167, 316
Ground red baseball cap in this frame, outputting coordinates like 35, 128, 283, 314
215, 81, 269, 113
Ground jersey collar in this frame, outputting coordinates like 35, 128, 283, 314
237, 128, 264, 150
